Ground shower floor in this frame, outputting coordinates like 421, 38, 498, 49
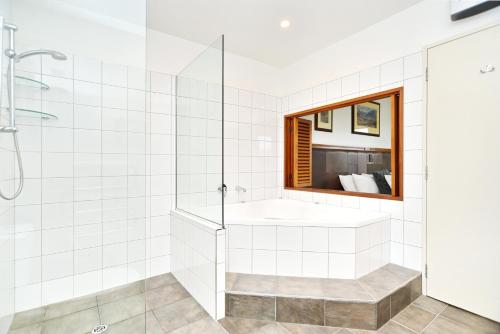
7, 273, 224, 334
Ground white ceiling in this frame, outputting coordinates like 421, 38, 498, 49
147, 0, 423, 68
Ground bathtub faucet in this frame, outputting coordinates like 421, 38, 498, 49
235, 185, 247, 193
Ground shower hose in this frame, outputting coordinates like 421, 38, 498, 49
0, 62, 24, 200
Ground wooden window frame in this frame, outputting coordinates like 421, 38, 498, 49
284, 87, 404, 201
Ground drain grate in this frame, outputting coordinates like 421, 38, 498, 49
91, 324, 108, 333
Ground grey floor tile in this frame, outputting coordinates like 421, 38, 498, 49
145, 311, 165, 334
322, 280, 374, 302
99, 293, 146, 326
105, 314, 147, 334
376, 321, 414, 334
44, 294, 97, 321
219, 317, 285, 334
40, 307, 99, 334
422, 316, 471, 334
226, 272, 238, 291
412, 296, 447, 314
392, 304, 435, 332
277, 276, 324, 298
103, 311, 163, 334
229, 273, 278, 296
8, 323, 41, 334
439, 306, 500, 334
146, 273, 177, 291
146, 282, 190, 311
279, 322, 341, 333
10, 307, 46, 330
168, 316, 226, 334
358, 270, 407, 301
379, 265, 418, 283
153, 297, 208, 333
97, 281, 145, 305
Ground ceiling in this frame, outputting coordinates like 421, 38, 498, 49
147, 0, 423, 68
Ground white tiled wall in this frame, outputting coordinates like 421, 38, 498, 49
12, 51, 173, 311
279, 52, 425, 271
226, 220, 390, 279
170, 210, 225, 319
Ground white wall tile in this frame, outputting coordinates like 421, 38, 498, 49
329, 228, 355, 253
74, 56, 101, 83
252, 250, 276, 275
329, 253, 355, 279
381, 59, 404, 85
276, 251, 301, 276
341, 74, 359, 96
277, 226, 302, 251
404, 53, 423, 79
228, 225, 252, 249
228, 248, 251, 273
359, 66, 380, 91
252, 225, 276, 250
303, 227, 328, 252
302, 252, 328, 278
42, 252, 73, 281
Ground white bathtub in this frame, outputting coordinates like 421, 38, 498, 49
206, 199, 392, 279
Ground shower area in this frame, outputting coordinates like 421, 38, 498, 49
0, 0, 225, 333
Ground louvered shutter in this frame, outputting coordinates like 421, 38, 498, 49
293, 118, 312, 187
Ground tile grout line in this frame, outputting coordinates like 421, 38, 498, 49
419, 304, 448, 333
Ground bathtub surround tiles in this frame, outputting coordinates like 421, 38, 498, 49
170, 210, 226, 319
280, 52, 425, 272
12, 54, 172, 312
225, 264, 421, 330
220, 295, 500, 334
226, 219, 390, 279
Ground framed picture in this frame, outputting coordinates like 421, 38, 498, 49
314, 110, 333, 132
352, 101, 380, 136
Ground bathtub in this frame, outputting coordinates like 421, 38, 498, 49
202, 199, 392, 279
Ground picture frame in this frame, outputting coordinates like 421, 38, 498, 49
314, 110, 333, 132
351, 101, 380, 136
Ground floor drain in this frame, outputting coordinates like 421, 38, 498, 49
91, 324, 108, 333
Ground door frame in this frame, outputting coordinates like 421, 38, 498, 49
423, 22, 500, 298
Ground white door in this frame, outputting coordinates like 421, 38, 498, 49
426, 24, 500, 322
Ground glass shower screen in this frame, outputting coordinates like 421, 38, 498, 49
176, 36, 224, 226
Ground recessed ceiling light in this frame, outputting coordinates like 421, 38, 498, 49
280, 20, 290, 29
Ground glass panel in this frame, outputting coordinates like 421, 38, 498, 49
176, 36, 224, 226
1, 1, 149, 333
0, 2, 16, 332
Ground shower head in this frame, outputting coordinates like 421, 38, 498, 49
15, 49, 67, 62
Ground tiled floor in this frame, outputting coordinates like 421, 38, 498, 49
219, 295, 500, 334
8, 273, 499, 334
7, 273, 224, 334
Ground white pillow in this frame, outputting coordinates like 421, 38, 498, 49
352, 174, 379, 193
385, 174, 392, 188
339, 175, 357, 192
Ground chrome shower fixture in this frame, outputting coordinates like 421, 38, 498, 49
0, 19, 67, 200
15, 49, 67, 62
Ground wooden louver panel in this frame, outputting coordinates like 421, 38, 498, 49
293, 118, 312, 187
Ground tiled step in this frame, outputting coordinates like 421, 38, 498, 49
225, 264, 421, 330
